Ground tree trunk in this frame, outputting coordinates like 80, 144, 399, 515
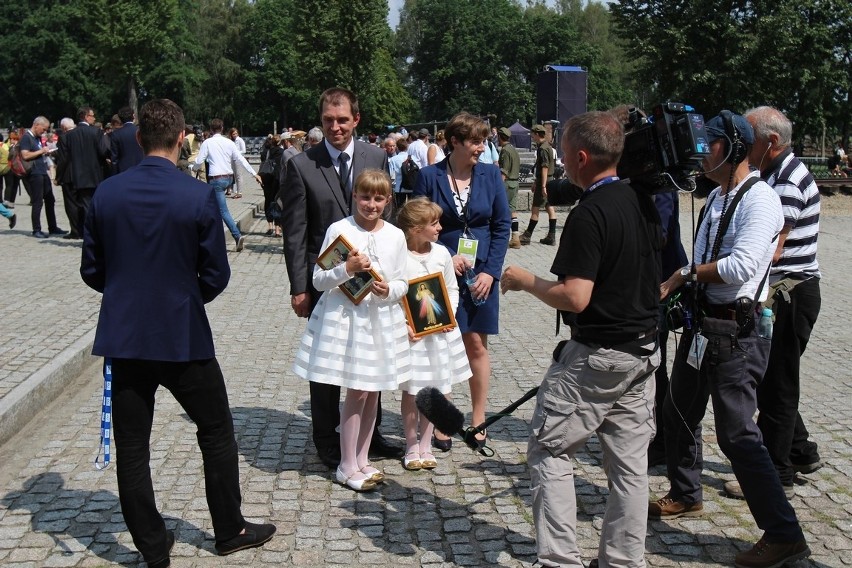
127, 76, 138, 118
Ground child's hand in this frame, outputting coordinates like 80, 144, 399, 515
370, 280, 389, 298
345, 249, 371, 274
442, 326, 455, 333
407, 325, 421, 342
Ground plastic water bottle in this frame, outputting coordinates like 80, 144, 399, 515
464, 267, 486, 306
757, 307, 773, 339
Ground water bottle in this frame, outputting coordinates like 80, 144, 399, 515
464, 267, 486, 306
757, 307, 773, 339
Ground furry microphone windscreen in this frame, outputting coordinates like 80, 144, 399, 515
415, 387, 465, 436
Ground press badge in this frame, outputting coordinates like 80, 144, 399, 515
457, 236, 478, 264
687, 333, 707, 369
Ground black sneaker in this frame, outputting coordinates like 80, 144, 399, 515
215, 522, 276, 556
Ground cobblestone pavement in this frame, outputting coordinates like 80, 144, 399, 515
0, 179, 849, 567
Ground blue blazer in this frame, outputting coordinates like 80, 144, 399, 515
81, 156, 230, 361
110, 122, 144, 174
413, 160, 511, 280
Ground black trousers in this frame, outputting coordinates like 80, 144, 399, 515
60, 183, 82, 237
307, 282, 384, 449
4, 171, 21, 203
757, 278, 821, 485
111, 358, 245, 563
76, 186, 95, 233
27, 174, 57, 233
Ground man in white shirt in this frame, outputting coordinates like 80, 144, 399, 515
407, 128, 430, 169
651, 111, 809, 568
191, 118, 261, 251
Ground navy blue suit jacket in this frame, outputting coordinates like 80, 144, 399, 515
110, 122, 144, 174
81, 156, 230, 361
413, 160, 511, 280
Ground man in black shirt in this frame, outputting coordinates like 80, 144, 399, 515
502, 111, 661, 568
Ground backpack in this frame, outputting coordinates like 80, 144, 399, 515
400, 156, 420, 191
8, 145, 33, 177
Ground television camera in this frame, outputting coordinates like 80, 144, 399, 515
617, 102, 711, 194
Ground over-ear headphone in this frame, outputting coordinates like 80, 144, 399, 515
720, 109, 747, 165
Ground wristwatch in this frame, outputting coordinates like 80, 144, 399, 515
679, 266, 696, 283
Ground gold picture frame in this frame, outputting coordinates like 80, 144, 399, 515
316, 234, 381, 305
402, 272, 457, 337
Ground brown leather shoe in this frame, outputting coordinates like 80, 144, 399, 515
539, 232, 556, 245
734, 537, 810, 568
519, 231, 532, 245
508, 233, 521, 249
648, 495, 703, 519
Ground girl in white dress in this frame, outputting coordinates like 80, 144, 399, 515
396, 198, 471, 470
293, 170, 411, 491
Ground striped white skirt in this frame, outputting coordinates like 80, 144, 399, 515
292, 289, 412, 391
399, 327, 471, 395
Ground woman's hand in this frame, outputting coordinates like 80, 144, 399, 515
452, 254, 470, 276
472, 272, 495, 301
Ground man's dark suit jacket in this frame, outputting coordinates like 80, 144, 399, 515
81, 156, 230, 361
62, 122, 109, 189
110, 122, 144, 174
53, 130, 73, 185
282, 140, 388, 297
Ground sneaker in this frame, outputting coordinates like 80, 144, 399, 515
724, 480, 794, 500
508, 233, 521, 249
734, 537, 810, 568
648, 495, 703, 519
8, 214, 15, 229
519, 231, 532, 246
235, 235, 246, 252
539, 232, 556, 245
792, 459, 822, 474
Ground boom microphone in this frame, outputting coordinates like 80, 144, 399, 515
415, 387, 464, 438
415, 386, 541, 456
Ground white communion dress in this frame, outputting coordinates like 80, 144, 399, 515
292, 217, 412, 391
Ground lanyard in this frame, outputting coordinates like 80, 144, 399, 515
584, 176, 619, 194
447, 160, 473, 232
94, 358, 112, 470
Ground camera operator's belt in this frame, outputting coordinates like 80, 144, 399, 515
574, 328, 656, 356
704, 302, 763, 321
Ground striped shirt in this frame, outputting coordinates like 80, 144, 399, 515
695, 172, 783, 304
761, 150, 820, 282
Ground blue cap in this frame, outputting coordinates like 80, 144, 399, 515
704, 112, 754, 145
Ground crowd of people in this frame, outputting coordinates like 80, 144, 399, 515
3, 87, 825, 568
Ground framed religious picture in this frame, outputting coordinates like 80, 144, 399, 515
316, 234, 381, 305
402, 272, 456, 337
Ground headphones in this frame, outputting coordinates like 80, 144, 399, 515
720, 109, 747, 165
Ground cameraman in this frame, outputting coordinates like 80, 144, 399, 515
502, 111, 660, 568
650, 112, 809, 568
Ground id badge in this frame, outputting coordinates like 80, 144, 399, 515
687, 333, 708, 369
457, 236, 479, 264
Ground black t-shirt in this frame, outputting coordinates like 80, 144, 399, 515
551, 180, 661, 344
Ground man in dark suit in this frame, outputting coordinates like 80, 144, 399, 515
282, 87, 402, 468
110, 106, 144, 174
54, 117, 82, 239
80, 99, 275, 568
61, 105, 109, 234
